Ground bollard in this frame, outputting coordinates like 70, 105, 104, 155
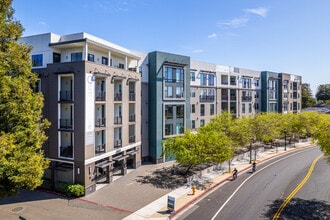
191, 185, 196, 195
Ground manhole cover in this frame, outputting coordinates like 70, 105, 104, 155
12, 207, 23, 212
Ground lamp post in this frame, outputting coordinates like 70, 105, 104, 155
284, 130, 287, 151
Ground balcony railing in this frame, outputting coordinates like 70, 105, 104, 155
95, 118, 106, 127
95, 144, 106, 155
114, 139, 122, 148
129, 136, 135, 144
59, 119, 73, 129
129, 93, 136, 101
114, 93, 122, 101
199, 95, 215, 102
95, 91, 106, 101
59, 91, 73, 101
114, 116, 122, 124
129, 114, 135, 122
242, 96, 252, 102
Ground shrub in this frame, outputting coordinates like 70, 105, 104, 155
58, 183, 85, 197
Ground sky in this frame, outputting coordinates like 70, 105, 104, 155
12, 0, 330, 96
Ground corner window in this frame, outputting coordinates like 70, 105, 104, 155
32, 54, 43, 67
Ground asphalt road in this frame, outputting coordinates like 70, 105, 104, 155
177, 146, 330, 220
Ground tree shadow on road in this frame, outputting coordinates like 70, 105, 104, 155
263, 198, 330, 219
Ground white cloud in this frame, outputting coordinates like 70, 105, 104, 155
217, 17, 249, 28
244, 7, 268, 17
39, 21, 46, 25
208, 33, 217, 39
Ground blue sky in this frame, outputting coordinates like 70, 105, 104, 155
12, 0, 330, 95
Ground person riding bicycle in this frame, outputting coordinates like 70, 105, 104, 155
232, 168, 238, 179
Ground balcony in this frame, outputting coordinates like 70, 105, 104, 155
129, 114, 135, 122
59, 119, 73, 129
242, 96, 252, 102
129, 136, 135, 144
59, 91, 73, 101
95, 118, 106, 127
95, 91, 106, 101
114, 139, 122, 149
114, 93, 122, 101
129, 93, 136, 101
95, 144, 106, 155
199, 95, 215, 102
114, 116, 122, 125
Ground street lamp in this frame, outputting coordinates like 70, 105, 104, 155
284, 130, 287, 151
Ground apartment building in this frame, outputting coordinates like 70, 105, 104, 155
20, 33, 142, 195
21, 33, 302, 193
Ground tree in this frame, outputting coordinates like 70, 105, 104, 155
0, 0, 50, 198
315, 84, 330, 102
301, 83, 316, 108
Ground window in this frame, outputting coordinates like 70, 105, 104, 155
33, 79, 41, 93
176, 105, 184, 118
242, 78, 251, 88
200, 104, 205, 116
200, 119, 205, 127
32, 54, 43, 67
53, 53, 61, 63
191, 88, 196, 97
200, 73, 207, 86
102, 56, 108, 65
119, 63, 125, 69
208, 74, 215, 86
88, 53, 94, 62
191, 72, 195, 81
242, 103, 246, 113
165, 124, 173, 136
165, 105, 173, 119
71, 52, 82, 61
176, 69, 184, 82
176, 86, 184, 98
210, 104, 214, 115
191, 120, 195, 129
176, 123, 184, 134
191, 104, 195, 113
249, 103, 252, 113
164, 67, 173, 82
255, 79, 259, 87
165, 86, 173, 98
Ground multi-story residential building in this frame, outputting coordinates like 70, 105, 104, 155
21, 32, 302, 193
261, 71, 302, 113
20, 33, 142, 195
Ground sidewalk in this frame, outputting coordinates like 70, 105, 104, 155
123, 141, 313, 220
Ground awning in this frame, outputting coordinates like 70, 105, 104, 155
112, 154, 130, 161
95, 160, 115, 169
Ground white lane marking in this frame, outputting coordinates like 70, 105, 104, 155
210, 147, 315, 220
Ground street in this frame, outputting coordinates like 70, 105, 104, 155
176, 147, 330, 220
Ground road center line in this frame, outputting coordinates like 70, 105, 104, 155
210, 147, 316, 220
272, 154, 323, 220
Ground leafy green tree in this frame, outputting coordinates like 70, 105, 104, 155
162, 131, 205, 175
315, 84, 330, 102
0, 0, 50, 198
301, 83, 316, 108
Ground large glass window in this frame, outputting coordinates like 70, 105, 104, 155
210, 104, 214, 115
200, 104, 205, 116
176, 86, 184, 98
165, 105, 173, 119
208, 74, 215, 86
176, 123, 184, 134
176, 68, 184, 82
165, 124, 173, 136
32, 54, 43, 67
176, 105, 184, 118
165, 86, 173, 98
191, 72, 195, 81
71, 52, 82, 61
